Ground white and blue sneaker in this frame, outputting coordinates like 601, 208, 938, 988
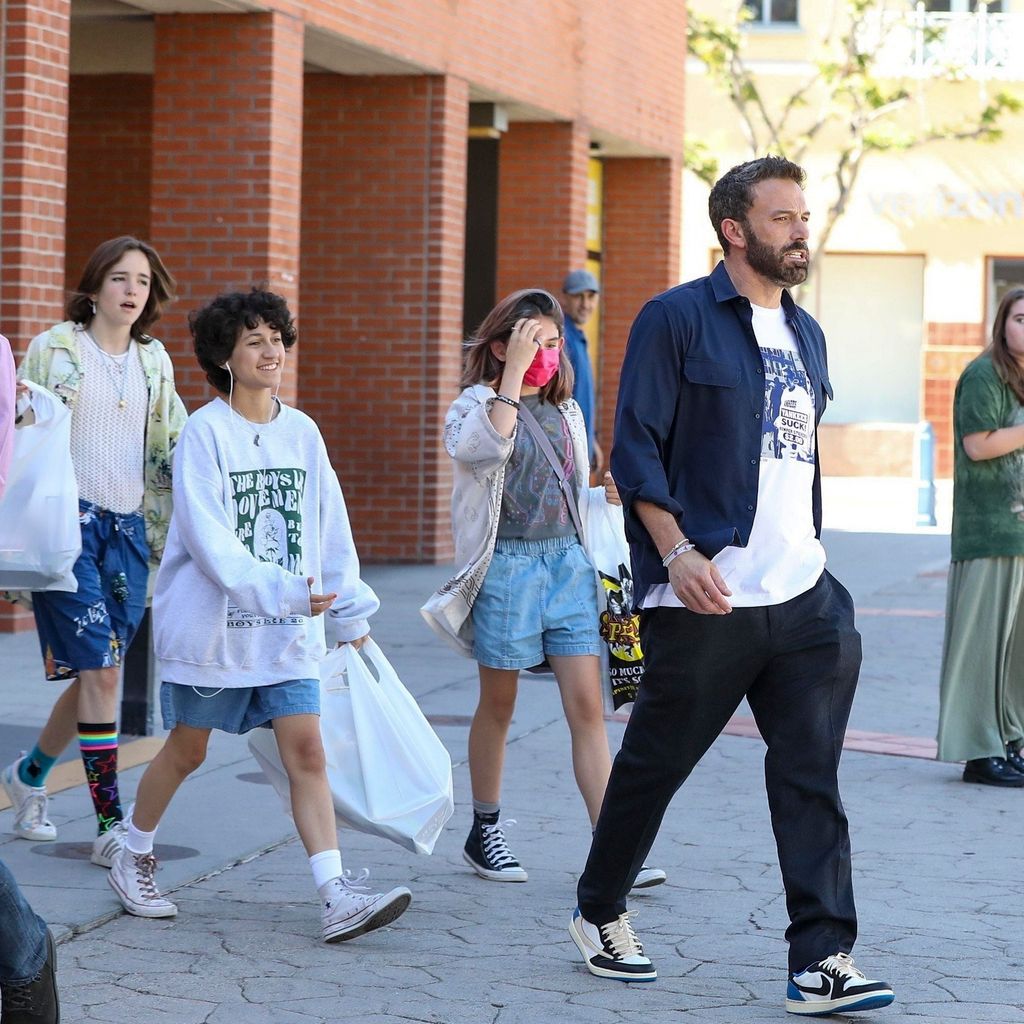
786, 952, 894, 1015
569, 907, 657, 982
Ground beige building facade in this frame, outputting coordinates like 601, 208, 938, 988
684, 0, 1024, 476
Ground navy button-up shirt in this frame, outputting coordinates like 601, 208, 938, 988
610, 261, 834, 606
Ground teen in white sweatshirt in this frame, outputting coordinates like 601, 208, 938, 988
107, 289, 411, 943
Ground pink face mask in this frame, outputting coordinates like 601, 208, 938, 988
523, 345, 561, 387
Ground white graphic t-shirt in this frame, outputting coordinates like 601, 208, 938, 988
647, 301, 825, 609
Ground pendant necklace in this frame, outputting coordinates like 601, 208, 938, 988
84, 329, 131, 410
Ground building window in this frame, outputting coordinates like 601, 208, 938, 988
989, 257, 1024, 326
744, 1, 799, 26
924, 2, 1002, 11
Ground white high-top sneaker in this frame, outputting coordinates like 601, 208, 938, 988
108, 848, 178, 918
320, 875, 411, 943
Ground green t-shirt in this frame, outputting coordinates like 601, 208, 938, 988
951, 353, 1024, 561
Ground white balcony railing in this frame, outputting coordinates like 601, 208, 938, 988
858, 4, 1024, 82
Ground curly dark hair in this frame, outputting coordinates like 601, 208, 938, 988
190, 289, 297, 394
708, 155, 806, 255
66, 236, 176, 343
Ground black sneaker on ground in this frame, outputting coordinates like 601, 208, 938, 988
569, 907, 657, 982
786, 952, 894, 1016
962, 756, 1024, 787
1, 927, 60, 1024
462, 814, 528, 882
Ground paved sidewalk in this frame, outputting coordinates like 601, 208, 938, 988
4, 494, 1023, 1023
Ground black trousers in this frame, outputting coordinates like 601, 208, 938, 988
577, 571, 861, 973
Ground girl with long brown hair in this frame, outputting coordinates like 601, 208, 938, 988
937, 286, 1024, 785
424, 288, 664, 888
2, 236, 186, 865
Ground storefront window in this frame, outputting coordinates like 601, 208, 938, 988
989, 257, 1024, 324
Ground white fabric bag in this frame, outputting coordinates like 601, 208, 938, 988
587, 488, 644, 710
0, 381, 80, 591
248, 639, 454, 855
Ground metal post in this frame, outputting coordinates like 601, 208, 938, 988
914, 421, 937, 528
120, 607, 154, 736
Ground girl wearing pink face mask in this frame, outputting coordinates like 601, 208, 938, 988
423, 288, 665, 891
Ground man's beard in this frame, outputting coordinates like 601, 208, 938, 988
743, 223, 810, 287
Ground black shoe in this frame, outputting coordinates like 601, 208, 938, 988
1006, 743, 1024, 775
963, 757, 1024, 787
462, 814, 528, 882
1, 928, 59, 1023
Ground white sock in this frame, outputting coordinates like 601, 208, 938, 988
125, 817, 157, 856
310, 849, 343, 891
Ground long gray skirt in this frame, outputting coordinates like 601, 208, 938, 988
936, 556, 1024, 762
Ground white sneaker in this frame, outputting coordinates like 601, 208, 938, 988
91, 821, 128, 867
1, 756, 56, 841
631, 865, 667, 890
786, 952, 894, 1015
569, 906, 658, 982
320, 875, 412, 943
108, 849, 178, 918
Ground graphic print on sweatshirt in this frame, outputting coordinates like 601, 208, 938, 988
228, 467, 308, 629
760, 347, 814, 464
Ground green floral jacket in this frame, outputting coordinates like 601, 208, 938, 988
18, 321, 187, 581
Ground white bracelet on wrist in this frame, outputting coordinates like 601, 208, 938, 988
662, 540, 695, 568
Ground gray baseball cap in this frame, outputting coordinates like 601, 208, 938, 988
562, 269, 600, 295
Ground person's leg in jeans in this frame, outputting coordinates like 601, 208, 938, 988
745, 573, 861, 974
577, 605, 769, 924
0, 859, 46, 984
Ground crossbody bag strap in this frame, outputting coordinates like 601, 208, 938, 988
515, 402, 585, 542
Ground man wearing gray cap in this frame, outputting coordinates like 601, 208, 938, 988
561, 269, 603, 475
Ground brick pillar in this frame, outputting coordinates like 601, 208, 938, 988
150, 12, 303, 408
0, 0, 70, 632
66, 74, 153, 288
922, 322, 985, 478
301, 74, 468, 562
600, 157, 681, 449
495, 121, 590, 299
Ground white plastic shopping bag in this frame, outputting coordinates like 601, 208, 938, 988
587, 488, 644, 710
248, 639, 454, 855
0, 381, 80, 591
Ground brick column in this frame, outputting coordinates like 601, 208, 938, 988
600, 157, 681, 449
150, 12, 303, 407
301, 74, 468, 562
922, 322, 985, 478
0, 0, 70, 632
66, 74, 153, 287
495, 121, 590, 299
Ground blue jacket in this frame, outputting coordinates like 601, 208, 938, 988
610, 261, 834, 606
564, 316, 596, 459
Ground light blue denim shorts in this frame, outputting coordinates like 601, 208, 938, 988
160, 678, 320, 735
471, 535, 601, 670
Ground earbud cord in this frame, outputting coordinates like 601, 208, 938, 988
226, 363, 281, 447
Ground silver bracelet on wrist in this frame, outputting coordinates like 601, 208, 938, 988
662, 539, 695, 568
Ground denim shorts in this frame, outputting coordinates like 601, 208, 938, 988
31, 500, 149, 681
160, 678, 320, 735
472, 535, 601, 670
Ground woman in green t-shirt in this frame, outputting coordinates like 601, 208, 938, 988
937, 286, 1024, 786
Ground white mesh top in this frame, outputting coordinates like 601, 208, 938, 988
71, 330, 148, 513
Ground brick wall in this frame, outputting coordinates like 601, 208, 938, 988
300, 73, 468, 562
600, 157, 681, 451
150, 12, 304, 410
0, 0, 71, 632
495, 121, 590, 301
922, 321, 985, 478
65, 75, 153, 290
